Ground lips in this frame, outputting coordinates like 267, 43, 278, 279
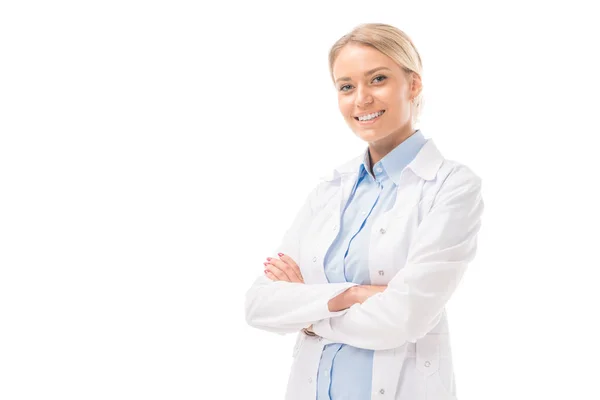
354, 110, 385, 122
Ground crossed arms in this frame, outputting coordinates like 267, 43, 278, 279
244, 166, 484, 351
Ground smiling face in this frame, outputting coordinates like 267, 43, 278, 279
332, 43, 420, 147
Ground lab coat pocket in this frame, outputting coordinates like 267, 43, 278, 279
416, 334, 457, 400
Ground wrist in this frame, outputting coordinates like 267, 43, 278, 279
302, 324, 317, 336
328, 286, 357, 312
346, 285, 361, 306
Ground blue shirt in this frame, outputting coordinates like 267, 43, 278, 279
316, 129, 427, 400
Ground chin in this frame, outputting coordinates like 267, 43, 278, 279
354, 130, 384, 142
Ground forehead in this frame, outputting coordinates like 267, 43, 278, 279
332, 43, 397, 79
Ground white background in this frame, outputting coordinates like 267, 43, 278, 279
1, 1, 599, 399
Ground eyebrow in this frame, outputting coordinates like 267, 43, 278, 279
335, 67, 392, 83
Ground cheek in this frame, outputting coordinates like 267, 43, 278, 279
338, 97, 354, 117
382, 90, 408, 114
377, 85, 400, 104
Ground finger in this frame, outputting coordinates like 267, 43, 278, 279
264, 261, 288, 281
266, 259, 294, 282
265, 266, 283, 281
264, 269, 279, 281
278, 254, 304, 283
267, 254, 305, 283
268, 258, 298, 282
264, 262, 284, 280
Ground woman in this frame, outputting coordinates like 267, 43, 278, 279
245, 23, 484, 400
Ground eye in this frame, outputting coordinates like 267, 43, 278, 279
339, 75, 386, 92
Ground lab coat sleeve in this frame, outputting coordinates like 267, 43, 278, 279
244, 180, 358, 335
311, 166, 484, 350
245, 276, 357, 334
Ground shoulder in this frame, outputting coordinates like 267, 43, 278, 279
437, 159, 482, 188
429, 159, 483, 209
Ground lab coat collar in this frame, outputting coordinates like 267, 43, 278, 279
320, 137, 444, 183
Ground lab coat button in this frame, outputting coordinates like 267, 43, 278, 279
378, 270, 384, 276
379, 228, 386, 234
379, 388, 385, 394
333, 224, 337, 231
312, 256, 317, 262
424, 361, 431, 367
308, 378, 313, 383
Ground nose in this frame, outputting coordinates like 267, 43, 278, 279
355, 85, 373, 107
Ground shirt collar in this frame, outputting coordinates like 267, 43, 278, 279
359, 129, 428, 185
320, 130, 444, 183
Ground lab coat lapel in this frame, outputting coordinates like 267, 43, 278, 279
311, 172, 359, 284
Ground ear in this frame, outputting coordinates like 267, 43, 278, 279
409, 71, 423, 98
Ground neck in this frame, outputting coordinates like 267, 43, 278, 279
368, 125, 415, 166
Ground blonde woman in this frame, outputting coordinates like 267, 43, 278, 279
245, 23, 484, 400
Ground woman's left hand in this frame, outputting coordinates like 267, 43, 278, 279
264, 253, 305, 283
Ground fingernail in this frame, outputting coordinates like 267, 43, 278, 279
266, 257, 272, 261
278, 253, 284, 257
263, 262, 268, 266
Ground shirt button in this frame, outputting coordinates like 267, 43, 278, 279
312, 256, 317, 262
378, 270, 384, 276
324, 370, 329, 376
379, 228, 386, 234
376, 167, 382, 173
379, 388, 385, 394
424, 361, 431, 367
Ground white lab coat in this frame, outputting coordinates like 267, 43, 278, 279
245, 138, 484, 400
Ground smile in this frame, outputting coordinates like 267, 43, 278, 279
354, 110, 385, 123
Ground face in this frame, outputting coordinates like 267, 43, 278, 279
332, 43, 420, 146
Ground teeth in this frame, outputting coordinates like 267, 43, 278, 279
358, 111, 384, 121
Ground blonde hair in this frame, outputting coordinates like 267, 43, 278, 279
328, 23, 424, 125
